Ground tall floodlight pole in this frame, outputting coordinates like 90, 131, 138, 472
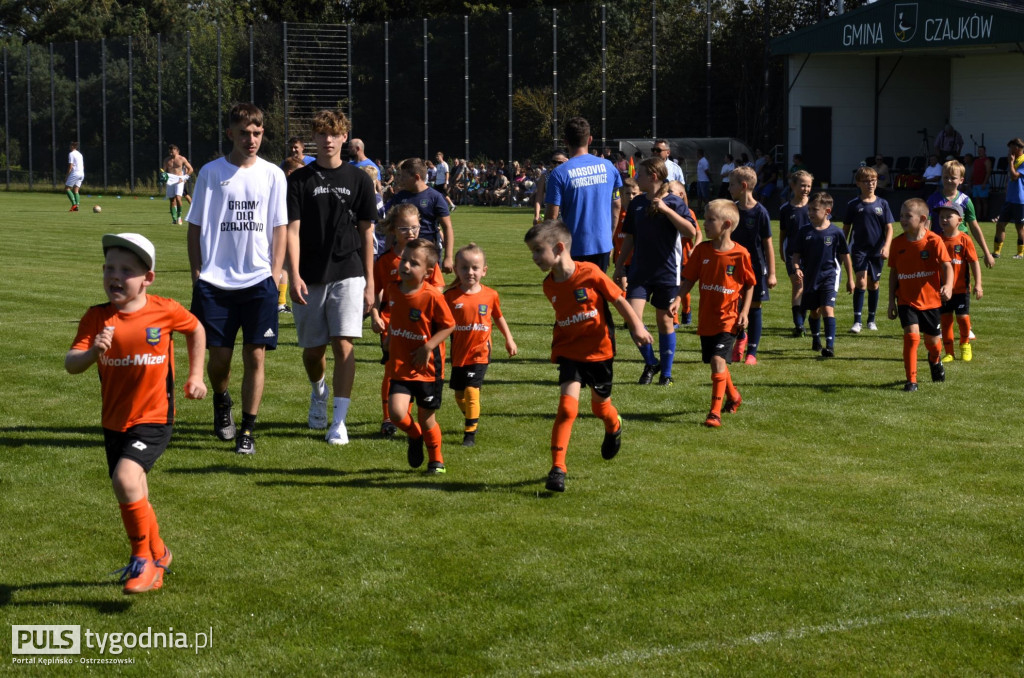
25, 45, 32, 190
508, 11, 513, 206
706, 0, 712, 137
384, 21, 390, 165
552, 9, 558, 150
158, 34, 163, 167
423, 19, 429, 160
50, 43, 56, 187
651, 0, 657, 138
464, 16, 469, 162
129, 36, 135, 191
601, 5, 607, 150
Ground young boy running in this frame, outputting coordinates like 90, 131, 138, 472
727, 165, 776, 365
779, 170, 814, 336
790, 193, 855, 358
677, 200, 755, 428
524, 220, 652, 493
842, 166, 893, 334
66, 234, 207, 594
383, 239, 456, 474
444, 243, 518, 447
935, 200, 983, 362
614, 157, 697, 386
887, 198, 953, 391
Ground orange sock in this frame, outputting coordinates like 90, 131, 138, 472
903, 333, 920, 382
710, 372, 727, 415
454, 389, 467, 416
725, 369, 740, 403
682, 292, 691, 314
119, 498, 152, 559
925, 336, 941, 364
957, 315, 971, 345
940, 314, 955, 355
463, 386, 481, 432
380, 363, 393, 422
148, 501, 166, 561
423, 423, 443, 464
394, 411, 422, 439
590, 398, 620, 433
551, 395, 578, 473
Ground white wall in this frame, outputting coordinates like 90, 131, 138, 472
950, 54, 1024, 155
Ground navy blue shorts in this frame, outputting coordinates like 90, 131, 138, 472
104, 424, 172, 477
700, 333, 736, 364
800, 287, 838, 312
997, 202, 1024, 225
191, 277, 279, 349
390, 378, 444, 411
940, 293, 970, 316
752, 272, 770, 302
573, 251, 611, 273
556, 358, 613, 398
851, 249, 884, 281
898, 305, 941, 336
626, 281, 680, 310
449, 363, 488, 390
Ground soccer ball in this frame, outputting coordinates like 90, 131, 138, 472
93, 205, 102, 213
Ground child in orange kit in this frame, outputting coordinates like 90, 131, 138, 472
443, 243, 517, 447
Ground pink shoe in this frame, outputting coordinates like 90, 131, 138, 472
744, 354, 758, 365
732, 335, 747, 362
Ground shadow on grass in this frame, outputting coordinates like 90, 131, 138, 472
167, 463, 549, 495
0, 425, 103, 448
757, 379, 909, 392
0, 581, 132, 613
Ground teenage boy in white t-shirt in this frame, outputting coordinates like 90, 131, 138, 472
186, 102, 288, 456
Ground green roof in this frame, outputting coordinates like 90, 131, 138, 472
771, 0, 1024, 55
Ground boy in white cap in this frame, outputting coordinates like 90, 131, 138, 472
66, 233, 207, 594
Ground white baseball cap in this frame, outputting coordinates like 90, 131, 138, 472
102, 233, 156, 271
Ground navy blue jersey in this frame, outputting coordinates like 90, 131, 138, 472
843, 196, 893, 255
778, 201, 811, 258
387, 187, 450, 244
793, 222, 849, 292
622, 193, 693, 287
733, 202, 773, 278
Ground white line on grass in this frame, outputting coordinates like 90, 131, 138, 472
521, 595, 1024, 675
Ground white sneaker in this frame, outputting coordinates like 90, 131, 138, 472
968, 329, 976, 340
867, 321, 878, 331
326, 420, 349, 445
850, 322, 862, 334
308, 382, 329, 429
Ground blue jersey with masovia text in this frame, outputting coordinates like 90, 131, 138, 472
843, 196, 893, 255
545, 154, 622, 257
733, 202, 772, 278
793, 222, 849, 292
622, 193, 692, 287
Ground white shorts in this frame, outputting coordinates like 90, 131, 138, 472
66, 173, 83, 188
293, 277, 366, 347
165, 174, 188, 199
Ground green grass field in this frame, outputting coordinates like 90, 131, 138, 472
2, 191, 1023, 675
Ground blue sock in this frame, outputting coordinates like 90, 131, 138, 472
853, 289, 865, 323
867, 289, 879, 322
659, 332, 676, 378
747, 307, 763, 356
639, 341, 657, 366
792, 305, 804, 328
825, 316, 836, 348
810, 315, 821, 336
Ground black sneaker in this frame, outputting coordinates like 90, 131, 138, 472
426, 461, 446, 475
821, 347, 835, 358
811, 336, 822, 352
657, 375, 674, 386
904, 381, 918, 392
214, 395, 236, 441
930, 361, 945, 382
792, 326, 805, 338
462, 431, 476, 447
545, 468, 566, 492
235, 429, 255, 455
380, 421, 397, 439
407, 436, 425, 468
601, 416, 623, 460
638, 362, 660, 385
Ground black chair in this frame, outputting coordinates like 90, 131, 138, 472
910, 156, 926, 173
991, 156, 1008, 189
892, 156, 910, 174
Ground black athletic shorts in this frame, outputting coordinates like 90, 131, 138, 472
390, 379, 444, 411
557, 358, 613, 398
940, 292, 970, 316
104, 424, 173, 477
898, 305, 941, 336
700, 332, 737, 364
449, 363, 488, 390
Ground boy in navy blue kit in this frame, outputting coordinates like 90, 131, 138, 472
842, 166, 893, 334
791, 193, 855, 358
614, 157, 697, 385
727, 165, 776, 365
779, 170, 814, 337
388, 157, 455, 273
